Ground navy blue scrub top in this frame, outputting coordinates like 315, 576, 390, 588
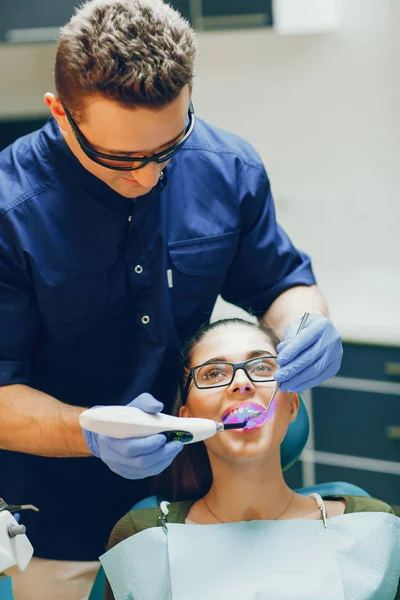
0, 117, 315, 560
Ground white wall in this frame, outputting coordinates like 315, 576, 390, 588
0, 0, 398, 277
194, 1, 400, 274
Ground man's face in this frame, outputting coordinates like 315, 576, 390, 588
45, 86, 190, 199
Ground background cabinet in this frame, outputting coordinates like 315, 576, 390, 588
0, 0, 273, 43
0, 0, 340, 42
284, 342, 400, 513
0, 118, 47, 152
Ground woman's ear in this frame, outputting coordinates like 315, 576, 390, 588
288, 393, 300, 422
179, 405, 191, 418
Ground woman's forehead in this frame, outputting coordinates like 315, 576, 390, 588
193, 325, 275, 364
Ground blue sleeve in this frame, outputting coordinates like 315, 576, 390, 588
221, 165, 316, 315
0, 216, 41, 386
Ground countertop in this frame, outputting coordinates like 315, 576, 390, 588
211, 267, 400, 347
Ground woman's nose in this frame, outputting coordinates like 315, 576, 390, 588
228, 368, 255, 395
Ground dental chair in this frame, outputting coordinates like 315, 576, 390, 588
0, 578, 13, 599
88, 394, 370, 600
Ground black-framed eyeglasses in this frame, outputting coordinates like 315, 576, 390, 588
63, 101, 195, 171
184, 356, 278, 398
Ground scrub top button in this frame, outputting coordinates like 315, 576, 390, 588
141, 315, 150, 324
135, 265, 143, 274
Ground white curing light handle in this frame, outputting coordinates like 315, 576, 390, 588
79, 406, 218, 444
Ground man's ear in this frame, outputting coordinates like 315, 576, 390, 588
44, 93, 68, 132
288, 393, 300, 423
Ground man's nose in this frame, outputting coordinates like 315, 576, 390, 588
132, 162, 163, 188
228, 368, 255, 394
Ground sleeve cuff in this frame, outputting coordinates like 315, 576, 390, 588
0, 360, 32, 387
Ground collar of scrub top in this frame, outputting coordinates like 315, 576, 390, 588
40, 116, 170, 215
63, 101, 196, 171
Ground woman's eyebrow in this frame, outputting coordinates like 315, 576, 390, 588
202, 350, 275, 364
248, 349, 275, 358
95, 128, 186, 156
203, 355, 226, 364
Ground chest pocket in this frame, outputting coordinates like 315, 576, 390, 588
35, 270, 109, 324
168, 231, 238, 324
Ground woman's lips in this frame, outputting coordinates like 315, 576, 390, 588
222, 404, 269, 431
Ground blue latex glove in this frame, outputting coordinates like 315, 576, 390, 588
82, 393, 183, 480
274, 314, 343, 392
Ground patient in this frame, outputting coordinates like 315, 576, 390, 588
105, 318, 399, 600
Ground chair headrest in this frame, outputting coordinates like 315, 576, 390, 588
280, 393, 309, 471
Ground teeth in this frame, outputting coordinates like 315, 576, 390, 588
225, 406, 262, 420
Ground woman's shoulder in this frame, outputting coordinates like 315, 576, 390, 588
328, 494, 396, 515
108, 500, 193, 550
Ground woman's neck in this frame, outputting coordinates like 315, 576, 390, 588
200, 455, 295, 523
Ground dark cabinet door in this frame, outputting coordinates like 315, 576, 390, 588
312, 387, 400, 463
0, 118, 48, 152
0, 1, 78, 42
200, 0, 273, 29
0, 0, 272, 42
339, 343, 400, 382
170, 0, 190, 21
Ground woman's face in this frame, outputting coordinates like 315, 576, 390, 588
180, 324, 299, 464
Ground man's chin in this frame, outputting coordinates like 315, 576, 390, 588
119, 187, 148, 199
107, 180, 150, 198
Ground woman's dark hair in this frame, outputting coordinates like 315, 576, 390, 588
154, 318, 281, 502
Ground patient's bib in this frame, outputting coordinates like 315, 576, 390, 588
101, 504, 399, 600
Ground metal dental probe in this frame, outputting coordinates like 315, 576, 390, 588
249, 312, 310, 423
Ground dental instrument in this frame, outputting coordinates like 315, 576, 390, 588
255, 311, 310, 420
0, 499, 34, 578
80, 405, 261, 445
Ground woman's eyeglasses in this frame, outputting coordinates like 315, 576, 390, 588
184, 356, 279, 397
64, 101, 195, 171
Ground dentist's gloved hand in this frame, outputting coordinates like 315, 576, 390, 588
82, 393, 183, 480
274, 314, 343, 392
